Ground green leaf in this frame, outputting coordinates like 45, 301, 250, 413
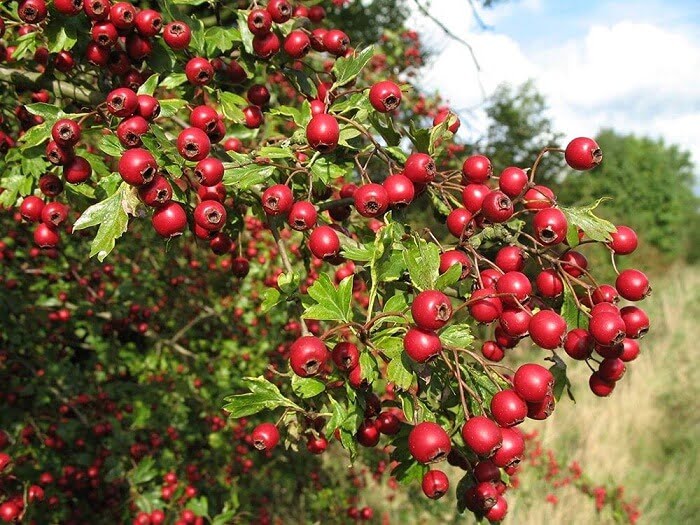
72, 183, 133, 261
368, 112, 401, 147
302, 274, 353, 322
330, 46, 375, 90
277, 271, 301, 295
282, 68, 317, 98
223, 376, 303, 418
560, 198, 617, 242
0, 172, 33, 207
391, 460, 428, 485
204, 26, 239, 55
212, 511, 237, 525
456, 472, 473, 513
387, 353, 415, 390
440, 324, 474, 349
561, 284, 589, 329
160, 73, 188, 89
261, 288, 282, 313
98, 135, 124, 157
185, 497, 209, 518
45, 19, 78, 53
24, 103, 61, 120
407, 120, 431, 153
547, 353, 576, 402
566, 223, 580, 248
428, 115, 455, 156
10, 32, 39, 61
236, 10, 255, 55
383, 293, 408, 314
403, 238, 440, 291
310, 157, 348, 185
222, 164, 275, 190
219, 91, 247, 122
341, 241, 374, 262
291, 375, 326, 399
435, 262, 463, 290
159, 99, 188, 118
137, 74, 160, 96
359, 351, 379, 384
130, 457, 157, 485
18, 121, 51, 148
385, 145, 408, 164
324, 396, 347, 438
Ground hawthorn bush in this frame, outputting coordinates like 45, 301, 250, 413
0, 0, 652, 523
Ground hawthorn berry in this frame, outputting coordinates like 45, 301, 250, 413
151, 201, 187, 237
247, 8, 273, 35
498, 167, 528, 198
118, 148, 157, 186
369, 81, 402, 112
177, 127, 211, 161
411, 290, 452, 331
194, 200, 226, 231
615, 269, 651, 301
461, 416, 502, 457
331, 342, 359, 371
565, 137, 602, 171
481, 191, 514, 223
403, 327, 441, 363
609, 225, 638, 255
289, 336, 328, 377
354, 183, 389, 217
63, 156, 92, 184
528, 310, 566, 349
251, 423, 280, 451
323, 29, 350, 56
308, 225, 340, 259
287, 201, 317, 231
469, 288, 503, 324
533, 208, 568, 245
513, 363, 553, 403
306, 113, 340, 152
491, 389, 528, 427
439, 250, 472, 280
421, 470, 449, 499
462, 155, 492, 183
262, 184, 294, 216
163, 21, 191, 50
408, 422, 451, 464
404, 153, 436, 184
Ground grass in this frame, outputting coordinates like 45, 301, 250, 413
357, 266, 700, 524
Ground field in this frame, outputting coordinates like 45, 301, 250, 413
357, 266, 700, 525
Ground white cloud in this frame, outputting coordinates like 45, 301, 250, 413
410, 2, 700, 171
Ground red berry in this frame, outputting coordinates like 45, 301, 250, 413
411, 290, 452, 331
376, 411, 401, 435
323, 29, 350, 56
620, 338, 640, 362
491, 389, 528, 427
383, 174, 414, 207
20, 196, 45, 222
135, 9, 162, 38
485, 496, 508, 522
253, 32, 281, 59
267, 0, 292, 23
118, 148, 157, 185
533, 208, 567, 245
41, 202, 68, 227
462, 183, 489, 212
495, 246, 524, 273
369, 81, 402, 112
528, 310, 566, 349
163, 21, 191, 50
608, 225, 638, 255
109, 2, 135, 30
152, 202, 187, 237
106, 87, 138, 117
481, 340, 505, 362
491, 427, 524, 468
433, 110, 460, 133
513, 363, 553, 403
499, 307, 531, 338
331, 342, 359, 371
421, 470, 449, 499
247, 84, 271, 107
34, 223, 60, 248
564, 328, 593, 360
63, 156, 92, 184
251, 423, 280, 451
462, 416, 502, 457
446, 208, 473, 239
592, 284, 619, 304
598, 358, 626, 382
306, 114, 340, 152
469, 288, 503, 324
408, 422, 451, 464
354, 183, 389, 217
262, 184, 293, 216
138, 175, 172, 207
560, 250, 588, 277
403, 327, 441, 363
116, 116, 149, 148
565, 137, 602, 171
462, 155, 492, 184
185, 57, 214, 86
247, 8, 272, 35
481, 191, 514, 223
357, 419, 380, 447
308, 226, 340, 259
177, 127, 211, 161
615, 269, 650, 301
439, 250, 472, 280
51, 119, 81, 148
194, 200, 226, 231
523, 185, 555, 210
404, 153, 435, 184
619, 306, 649, 338
498, 167, 528, 198
289, 336, 328, 377
194, 158, 224, 186
589, 372, 615, 397
495, 271, 531, 306
283, 30, 311, 58
287, 201, 317, 231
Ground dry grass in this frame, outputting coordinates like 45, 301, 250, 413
360, 266, 700, 525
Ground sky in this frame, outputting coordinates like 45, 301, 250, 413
408, 0, 700, 172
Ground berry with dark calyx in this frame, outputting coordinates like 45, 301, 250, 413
383, 173, 414, 207
63, 156, 92, 184
491, 427, 524, 469
267, 0, 292, 23
595, 341, 624, 360
565, 137, 602, 171
533, 208, 568, 245
589, 311, 627, 347
354, 183, 389, 217
118, 148, 157, 186
591, 302, 620, 317
481, 269, 502, 288
495, 271, 532, 306
284, 30, 311, 58
287, 201, 317, 231
592, 284, 619, 304
19, 0, 48, 23
209, 233, 232, 255
306, 114, 340, 152
615, 269, 651, 301
564, 328, 593, 360
185, 57, 214, 86
109, 2, 135, 30
462, 155, 492, 183
481, 191, 514, 223
408, 422, 451, 464
589, 372, 615, 397
499, 166, 528, 198
369, 81, 402, 112
491, 389, 528, 427
403, 327, 441, 363
528, 310, 567, 349
439, 250, 472, 280
253, 32, 281, 59
535, 269, 563, 298
40, 174, 63, 197
247, 8, 272, 35
469, 288, 503, 324
357, 419, 380, 447
462, 183, 490, 213
251, 423, 280, 451
323, 29, 350, 56
461, 416, 502, 457
163, 21, 191, 50
332, 342, 359, 371
135, 9, 162, 38
190, 105, 220, 133
194, 157, 224, 186
485, 496, 508, 522
242, 105, 264, 129
194, 200, 226, 231
620, 305, 649, 338
289, 336, 328, 377
51, 119, 81, 148
262, 184, 293, 216
116, 116, 149, 148
523, 185, 555, 210
473, 481, 499, 511
106, 87, 138, 117
513, 363, 553, 403
151, 201, 187, 237
138, 175, 172, 207
421, 470, 449, 499
598, 358, 626, 382
308, 226, 340, 260
177, 127, 211, 161
20, 196, 45, 222
499, 307, 531, 338
411, 290, 452, 331
41, 202, 68, 227
404, 153, 436, 184
91, 22, 118, 48
526, 392, 555, 420
446, 208, 474, 239
34, 223, 60, 248
84, 0, 110, 21
609, 225, 638, 255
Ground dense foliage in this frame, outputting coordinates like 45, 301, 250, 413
0, 0, 657, 524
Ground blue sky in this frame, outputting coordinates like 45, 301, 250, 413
410, 0, 700, 173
